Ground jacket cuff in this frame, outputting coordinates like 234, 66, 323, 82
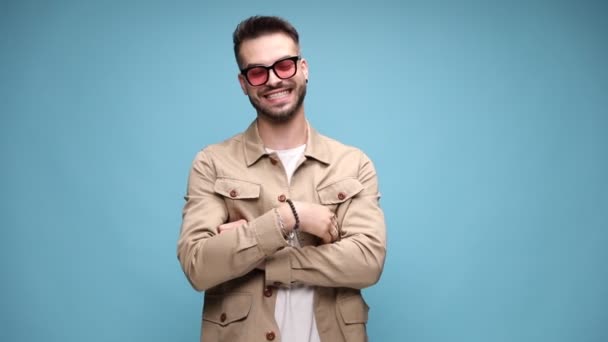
253, 210, 288, 257
265, 248, 292, 287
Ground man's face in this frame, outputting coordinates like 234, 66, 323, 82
238, 33, 309, 123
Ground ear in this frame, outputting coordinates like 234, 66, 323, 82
238, 74, 248, 95
300, 58, 309, 81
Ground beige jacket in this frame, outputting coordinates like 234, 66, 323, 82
178, 121, 386, 342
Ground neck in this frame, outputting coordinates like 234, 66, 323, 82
257, 111, 307, 150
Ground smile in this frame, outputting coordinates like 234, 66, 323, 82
264, 90, 291, 100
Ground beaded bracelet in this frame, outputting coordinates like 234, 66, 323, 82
285, 199, 300, 231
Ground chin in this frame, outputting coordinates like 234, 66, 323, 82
260, 108, 297, 123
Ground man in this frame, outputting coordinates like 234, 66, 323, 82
178, 15, 386, 342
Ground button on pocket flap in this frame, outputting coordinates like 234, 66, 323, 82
203, 293, 252, 326
214, 178, 260, 199
317, 178, 364, 205
338, 294, 369, 324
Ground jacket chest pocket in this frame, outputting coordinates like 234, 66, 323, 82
214, 178, 261, 221
317, 178, 364, 226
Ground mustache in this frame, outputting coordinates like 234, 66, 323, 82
260, 80, 296, 92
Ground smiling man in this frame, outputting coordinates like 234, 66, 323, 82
178, 16, 386, 342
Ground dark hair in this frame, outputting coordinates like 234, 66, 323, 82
233, 15, 300, 68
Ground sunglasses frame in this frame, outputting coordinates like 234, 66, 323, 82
240, 56, 301, 86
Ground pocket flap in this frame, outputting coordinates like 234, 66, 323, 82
214, 178, 260, 199
317, 178, 364, 205
338, 294, 369, 324
203, 293, 252, 326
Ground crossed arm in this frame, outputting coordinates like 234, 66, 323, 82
177, 151, 386, 291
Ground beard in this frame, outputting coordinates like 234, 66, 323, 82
248, 80, 307, 123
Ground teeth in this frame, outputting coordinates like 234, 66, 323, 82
267, 90, 289, 99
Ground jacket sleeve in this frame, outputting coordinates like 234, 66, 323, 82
264, 154, 387, 289
177, 150, 288, 291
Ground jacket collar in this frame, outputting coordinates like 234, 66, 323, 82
243, 119, 330, 167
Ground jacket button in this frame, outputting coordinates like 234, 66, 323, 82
278, 194, 286, 202
266, 331, 276, 341
264, 286, 273, 297
337, 192, 346, 200
229, 190, 238, 198
270, 158, 278, 165
220, 313, 227, 322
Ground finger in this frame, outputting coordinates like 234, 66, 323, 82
229, 219, 248, 228
330, 215, 339, 240
218, 219, 248, 233
218, 224, 233, 234
331, 227, 339, 242
326, 225, 337, 243
318, 230, 328, 243
330, 214, 338, 226
219, 224, 237, 234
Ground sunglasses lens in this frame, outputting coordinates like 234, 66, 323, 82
246, 67, 268, 86
274, 59, 297, 79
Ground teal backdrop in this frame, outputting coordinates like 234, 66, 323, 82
1, 1, 607, 341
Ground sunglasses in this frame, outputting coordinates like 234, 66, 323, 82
240, 56, 301, 86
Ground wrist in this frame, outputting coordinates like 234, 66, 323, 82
278, 204, 296, 232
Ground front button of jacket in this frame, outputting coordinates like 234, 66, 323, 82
266, 331, 276, 341
278, 194, 286, 202
220, 313, 227, 322
229, 190, 238, 198
338, 192, 346, 200
270, 158, 278, 165
264, 286, 273, 297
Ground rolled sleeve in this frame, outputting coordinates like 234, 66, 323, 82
254, 210, 289, 256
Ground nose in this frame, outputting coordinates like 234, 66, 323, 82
266, 68, 282, 86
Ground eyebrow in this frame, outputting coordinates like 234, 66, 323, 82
243, 55, 294, 69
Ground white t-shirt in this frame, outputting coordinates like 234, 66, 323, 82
265, 145, 321, 342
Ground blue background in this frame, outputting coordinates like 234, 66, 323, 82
1, 1, 607, 341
